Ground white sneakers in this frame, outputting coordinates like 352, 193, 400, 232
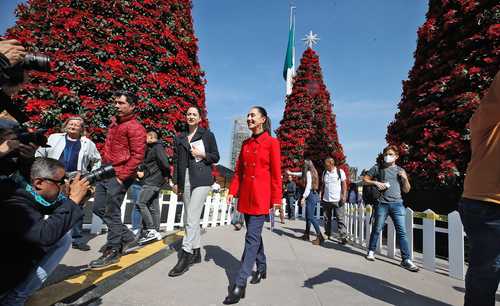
138, 229, 162, 245
401, 259, 420, 272
366, 250, 419, 272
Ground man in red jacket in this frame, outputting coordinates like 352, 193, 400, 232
90, 91, 146, 269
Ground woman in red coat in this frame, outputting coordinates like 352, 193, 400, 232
224, 106, 282, 304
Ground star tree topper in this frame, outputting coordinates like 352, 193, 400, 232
302, 31, 320, 48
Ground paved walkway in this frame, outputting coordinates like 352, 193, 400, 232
90, 220, 472, 306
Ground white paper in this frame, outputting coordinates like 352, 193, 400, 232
190, 139, 205, 162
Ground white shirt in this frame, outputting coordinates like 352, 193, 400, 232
322, 168, 346, 202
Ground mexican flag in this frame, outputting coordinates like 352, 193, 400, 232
283, 8, 295, 95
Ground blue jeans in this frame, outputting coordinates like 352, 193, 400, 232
305, 191, 321, 235
368, 201, 411, 261
235, 214, 266, 287
459, 198, 500, 306
129, 182, 143, 232
0, 232, 72, 306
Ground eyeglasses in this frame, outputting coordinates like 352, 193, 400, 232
39, 177, 67, 186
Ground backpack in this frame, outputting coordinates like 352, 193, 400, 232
362, 166, 386, 205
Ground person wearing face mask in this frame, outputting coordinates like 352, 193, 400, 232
36, 116, 101, 251
0, 158, 90, 305
223, 106, 282, 305
169, 106, 220, 277
363, 145, 419, 272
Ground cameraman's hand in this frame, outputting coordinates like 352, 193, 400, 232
0, 39, 26, 66
0, 139, 20, 158
18, 142, 37, 160
68, 173, 90, 205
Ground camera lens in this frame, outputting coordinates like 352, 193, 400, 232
22, 54, 50, 72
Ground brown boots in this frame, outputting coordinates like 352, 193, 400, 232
312, 234, 325, 246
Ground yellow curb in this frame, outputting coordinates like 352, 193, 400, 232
26, 232, 181, 306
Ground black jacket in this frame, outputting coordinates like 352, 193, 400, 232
139, 142, 170, 187
0, 180, 83, 294
173, 127, 219, 190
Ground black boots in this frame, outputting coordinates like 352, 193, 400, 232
223, 284, 246, 305
168, 249, 194, 277
300, 230, 310, 241
190, 248, 201, 265
249, 270, 267, 284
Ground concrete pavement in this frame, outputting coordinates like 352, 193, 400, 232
92, 220, 471, 306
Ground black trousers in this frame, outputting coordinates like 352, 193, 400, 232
285, 195, 295, 218
93, 178, 134, 249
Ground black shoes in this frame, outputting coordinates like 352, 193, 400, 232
249, 270, 267, 284
223, 284, 246, 304
339, 237, 348, 245
190, 248, 202, 265
168, 249, 193, 277
89, 248, 121, 269
72, 243, 91, 251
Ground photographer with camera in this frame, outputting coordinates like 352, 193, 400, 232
36, 116, 101, 251
0, 121, 39, 184
136, 130, 170, 245
89, 91, 146, 269
0, 39, 26, 83
1, 38, 49, 124
0, 158, 90, 306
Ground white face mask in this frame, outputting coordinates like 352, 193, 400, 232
384, 155, 396, 163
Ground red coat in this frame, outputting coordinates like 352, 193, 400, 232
229, 132, 282, 215
102, 114, 146, 181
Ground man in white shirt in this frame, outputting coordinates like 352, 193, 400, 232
320, 157, 347, 243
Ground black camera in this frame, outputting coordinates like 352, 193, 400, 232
15, 127, 49, 147
82, 165, 115, 185
22, 54, 50, 72
4, 53, 51, 85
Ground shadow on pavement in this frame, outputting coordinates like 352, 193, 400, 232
203, 245, 241, 287
304, 267, 454, 306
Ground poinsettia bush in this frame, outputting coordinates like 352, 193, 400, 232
6, 0, 206, 156
387, 0, 499, 190
277, 48, 349, 181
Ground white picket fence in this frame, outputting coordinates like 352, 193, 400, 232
83, 192, 234, 235
83, 194, 466, 280
279, 200, 466, 280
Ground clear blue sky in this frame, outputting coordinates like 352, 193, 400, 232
1, 0, 428, 171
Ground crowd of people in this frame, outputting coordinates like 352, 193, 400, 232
0, 38, 498, 306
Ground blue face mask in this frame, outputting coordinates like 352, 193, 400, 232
25, 184, 68, 207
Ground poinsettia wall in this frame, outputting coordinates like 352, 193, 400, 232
6, 0, 207, 156
387, 0, 499, 190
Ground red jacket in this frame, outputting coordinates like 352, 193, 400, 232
102, 114, 146, 181
229, 132, 282, 215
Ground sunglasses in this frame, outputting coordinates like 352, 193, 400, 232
39, 176, 67, 186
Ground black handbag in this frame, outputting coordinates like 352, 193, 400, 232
363, 167, 385, 205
